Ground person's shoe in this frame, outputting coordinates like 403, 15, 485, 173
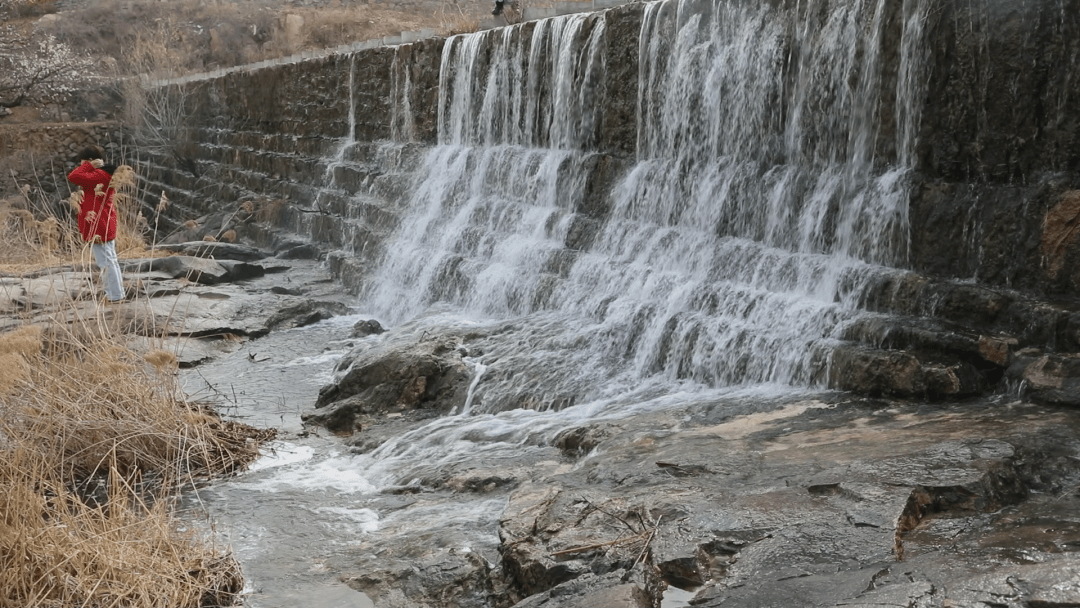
492, 1, 504, 15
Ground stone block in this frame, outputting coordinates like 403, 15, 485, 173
556, 0, 593, 15
523, 6, 556, 20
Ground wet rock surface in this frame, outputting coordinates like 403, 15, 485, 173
305, 320, 474, 433
298, 367, 1080, 608
287, 319, 1080, 608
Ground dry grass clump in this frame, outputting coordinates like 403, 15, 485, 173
109, 164, 150, 256
4, 323, 272, 481
0, 196, 81, 269
0, 451, 242, 608
0, 321, 274, 607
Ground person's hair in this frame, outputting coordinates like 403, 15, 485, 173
75, 145, 105, 162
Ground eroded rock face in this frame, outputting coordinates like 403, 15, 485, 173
304, 324, 473, 433
320, 394, 1080, 608
488, 400, 1080, 608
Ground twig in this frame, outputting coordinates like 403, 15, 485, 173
632, 514, 662, 567
550, 532, 647, 558
620, 514, 663, 582
579, 495, 641, 534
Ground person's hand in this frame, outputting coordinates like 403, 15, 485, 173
90, 159, 104, 168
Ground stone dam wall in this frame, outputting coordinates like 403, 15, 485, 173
143, 0, 1080, 294
136, 0, 1080, 401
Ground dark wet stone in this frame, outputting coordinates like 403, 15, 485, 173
216, 260, 266, 282
266, 300, 352, 330
153, 241, 267, 262
305, 325, 472, 434
121, 256, 231, 285
1007, 351, 1080, 406
552, 425, 613, 458
269, 286, 305, 296
351, 319, 384, 338
342, 538, 499, 608
276, 242, 324, 260
828, 345, 984, 397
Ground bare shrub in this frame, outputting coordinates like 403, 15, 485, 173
439, 0, 482, 35
116, 22, 200, 176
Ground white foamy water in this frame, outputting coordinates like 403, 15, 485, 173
246, 442, 316, 472
245, 451, 378, 495
358, 0, 932, 412
195, 0, 937, 603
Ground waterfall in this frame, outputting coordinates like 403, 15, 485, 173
363, 12, 606, 320
438, 14, 608, 148
359, 0, 933, 413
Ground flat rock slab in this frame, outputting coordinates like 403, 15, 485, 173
486, 399, 1080, 608
151, 241, 268, 262
0, 259, 354, 369
0, 271, 93, 312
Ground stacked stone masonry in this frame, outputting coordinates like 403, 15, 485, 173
135, 0, 1080, 402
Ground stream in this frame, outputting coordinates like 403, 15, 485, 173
175, 0, 1010, 604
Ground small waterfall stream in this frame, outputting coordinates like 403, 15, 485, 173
195, 0, 936, 604
363, 0, 931, 414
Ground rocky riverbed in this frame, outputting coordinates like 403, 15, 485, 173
5, 244, 1078, 608
301, 317, 1080, 608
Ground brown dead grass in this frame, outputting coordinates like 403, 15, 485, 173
0, 317, 273, 607
41, 0, 488, 77
0, 450, 243, 608
0, 163, 274, 607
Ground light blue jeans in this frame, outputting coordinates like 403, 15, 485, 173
91, 240, 124, 301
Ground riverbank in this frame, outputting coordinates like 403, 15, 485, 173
0, 197, 340, 605
4, 222, 1078, 608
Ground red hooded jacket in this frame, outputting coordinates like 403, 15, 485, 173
67, 161, 118, 243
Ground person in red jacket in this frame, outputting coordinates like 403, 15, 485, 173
67, 145, 125, 302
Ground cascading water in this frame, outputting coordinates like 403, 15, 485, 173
198, 1, 937, 604
362, 13, 608, 321
362, 0, 932, 414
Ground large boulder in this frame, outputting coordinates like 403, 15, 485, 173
1007, 349, 1080, 406
304, 327, 473, 433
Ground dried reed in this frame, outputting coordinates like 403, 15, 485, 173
0, 164, 148, 273
0, 163, 273, 606
0, 318, 271, 607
